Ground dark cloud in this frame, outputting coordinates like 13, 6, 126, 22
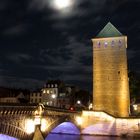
3, 24, 28, 36
0, 0, 140, 91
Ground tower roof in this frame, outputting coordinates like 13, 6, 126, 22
96, 22, 123, 38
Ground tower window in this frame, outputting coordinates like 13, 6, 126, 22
104, 42, 108, 48
118, 40, 122, 47
97, 41, 101, 48
111, 40, 115, 47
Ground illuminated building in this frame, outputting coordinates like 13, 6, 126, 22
92, 22, 130, 117
41, 80, 72, 108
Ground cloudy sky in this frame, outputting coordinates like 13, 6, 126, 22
0, 0, 140, 91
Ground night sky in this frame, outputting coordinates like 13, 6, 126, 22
0, 0, 140, 91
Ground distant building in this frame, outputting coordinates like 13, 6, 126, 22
41, 80, 64, 107
0, 87, 30, 103
30, 90, 42, 104
57, 85, 75, 109
41, 80, 79, 109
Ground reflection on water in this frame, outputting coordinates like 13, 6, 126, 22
46, 133, 80, 140
0, 134, 18, 140
45, 133, 140, 140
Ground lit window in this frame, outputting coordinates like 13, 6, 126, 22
55, 84, 57, 87
51, 84, 54, 88
47, 90, 49, 94
118, 40, 122, 47
97, 41, 101, 48
43, 90, 46, 93
111, 40, 115, 47
104, 42, 108, 48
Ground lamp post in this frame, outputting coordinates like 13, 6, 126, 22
25, 104, 45, 140
77, 100, 81, 105
51, 94, 56, 107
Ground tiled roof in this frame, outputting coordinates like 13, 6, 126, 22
96, 22, 122, 38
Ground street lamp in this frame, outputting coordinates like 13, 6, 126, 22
51, 94, 56, 99
77, 100, 81, 105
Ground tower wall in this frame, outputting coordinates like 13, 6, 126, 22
92, 36, 130, 117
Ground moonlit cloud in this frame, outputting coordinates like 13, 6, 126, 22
52, 0, 73, 10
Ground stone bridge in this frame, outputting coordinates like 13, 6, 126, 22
0, 104, 81, 140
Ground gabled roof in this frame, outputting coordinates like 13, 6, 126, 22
96, 22, 123, 38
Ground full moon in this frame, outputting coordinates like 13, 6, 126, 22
53, 0, 73, 10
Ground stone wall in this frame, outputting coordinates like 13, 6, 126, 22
92, 36, 130, 117
81, 111, 140, 137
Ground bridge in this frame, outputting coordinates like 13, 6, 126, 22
1, 104, 140, 139
0, 104, 82, 140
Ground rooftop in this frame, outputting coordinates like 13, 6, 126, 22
96, 22, 123, 38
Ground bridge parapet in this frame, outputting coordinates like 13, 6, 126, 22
0, 104, 82, 140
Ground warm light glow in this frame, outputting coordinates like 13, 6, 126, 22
51, 94, 56, 99
41, 119, 47, 132
133, 104, 138, 111
77, 100, 81, 105
53, 0, 72, 9
34, 116, 41, 125
88, 103, 93, 110
25, 119, 35, 134
76, 116, 82, 125
43, 90, 46, 93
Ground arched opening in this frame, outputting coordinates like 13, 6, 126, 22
45, 122, 80, 140
0, 134, 18, 140
51, 122, 80, 135
45, 133, 80, 140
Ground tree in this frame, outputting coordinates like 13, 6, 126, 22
128, 71, 140, 101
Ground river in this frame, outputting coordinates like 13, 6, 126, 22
45, 133, 140, 140
0, 133, 140, 140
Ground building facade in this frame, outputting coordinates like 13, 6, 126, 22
30, 91, 42, 104
41, 80, 77, 109
41, 81, 59, 107
92, 22, 130, 117
0, 87, 30, 103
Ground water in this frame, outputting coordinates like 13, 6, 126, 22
45, 133, 140, 140
0, 134, 18, 140
0, 133, 140, 140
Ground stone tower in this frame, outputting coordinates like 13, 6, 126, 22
92, 22, 130, 117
